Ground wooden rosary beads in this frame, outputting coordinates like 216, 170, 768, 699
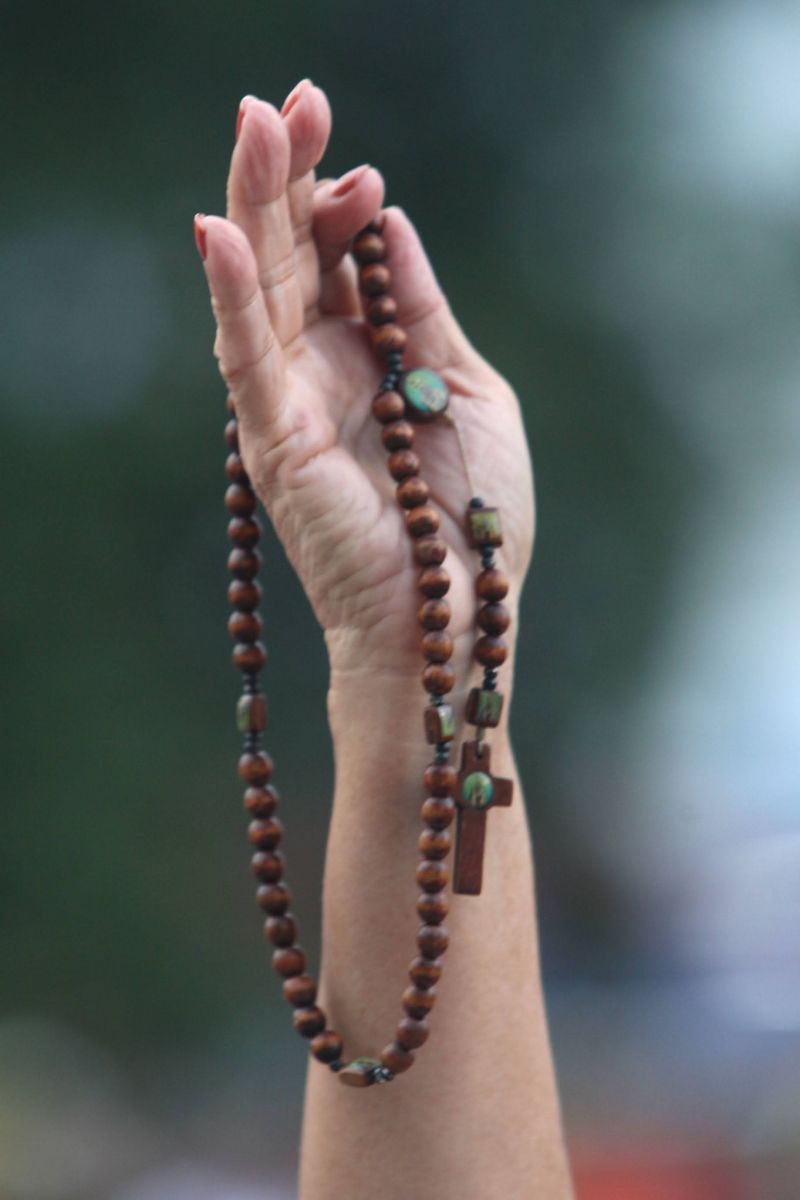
223, 215, 513, 1088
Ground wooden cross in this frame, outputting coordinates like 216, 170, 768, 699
453, 740, 513, 895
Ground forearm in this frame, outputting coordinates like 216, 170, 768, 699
298, 658, 573, 1200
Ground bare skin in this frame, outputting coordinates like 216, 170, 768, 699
195, 79, 573, 1200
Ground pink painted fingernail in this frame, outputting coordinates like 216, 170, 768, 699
194, 213, 207, 260
281, 78, 313, 116
235, 94, 257, 141
332, 164, 371, 197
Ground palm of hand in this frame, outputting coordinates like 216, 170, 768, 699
198, 85, 534, 676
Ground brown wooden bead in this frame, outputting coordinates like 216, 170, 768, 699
247, 817, 283, 850
228, 611, 262, 642
273, 946, 307, 978
418, 924, 449, 959
421, 631, 453, 663
238, 751, 272, 785
417, 891, 448, 924
228, 547, 262, 580
387, 449, 420, 480
380, 1043, 414, 1074
416, 859, 449, 893
371, 324, 407, 355
310, 1030, 344, 1063
283, 974, 317, 1007
257, 883, 290, 914
418, 829, 452, 861
477, 602, 510, 635
422, 663, 455, 695
414, 537, 447, 566
225, 452, 248, 483
366, 295, 397, 326
402, 985, 437, 1019
406, 505, 440, 538
476, 567, 509, 602
371, 390, 405, 423
265, 914, 297, 946
225, 483, 256, 516
475, 636, 508, 667
226, 393, 237, 415
224, 418, 239, 450
293, 1005, 326, 1037
418, 599, 450, 631
418, 566, 450, 598
423, 764, 457, 797
244, 785, 277, 818
408, 956, 442, 989
381, 420, 415, 451
359, 263, 391, 296
229, 579, 262, 610
227, 516, 261, 548
352, 231, 386, 264
233, 642, 267, 670
421, 795, 456, 828
396, 477, 429, 509
251, 850, 284, 882
396, 1017, 429, 1050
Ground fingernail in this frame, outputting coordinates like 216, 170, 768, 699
332, 164, 371, 197
281, 78, 313, 117
194, 213, 207, 260
235, 94, 257, 141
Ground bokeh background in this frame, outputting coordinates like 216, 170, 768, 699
2, 1, 799, 1196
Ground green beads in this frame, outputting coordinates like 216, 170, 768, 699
466, 688, 504, 728
424, 703, 456, 744
237, 693, 267, 732
338, 1056, 382, 1087
400, 368, 449, 423
462, 771, 494, 809
466, 506, 503, 548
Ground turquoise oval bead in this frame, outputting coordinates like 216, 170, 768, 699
462, 771, 494, 809
400, 368, 449, 422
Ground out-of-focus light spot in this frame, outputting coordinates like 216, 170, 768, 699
680, 835, 800, 1031
0, 219, 166, 428
622, 0, 800, 209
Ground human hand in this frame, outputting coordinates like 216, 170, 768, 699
194, 81, 535, 685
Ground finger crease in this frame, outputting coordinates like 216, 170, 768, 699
213, 290, 262, 319
259, 255, 295, 291
220, 335, 275, 385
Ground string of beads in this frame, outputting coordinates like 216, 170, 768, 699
223, 213, 511, 1087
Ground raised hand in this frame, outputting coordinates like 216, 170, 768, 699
194, 81, 535, 680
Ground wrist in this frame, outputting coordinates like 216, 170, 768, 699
326, 638, 517, 764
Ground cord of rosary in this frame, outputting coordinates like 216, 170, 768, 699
223, 214, 513, 1087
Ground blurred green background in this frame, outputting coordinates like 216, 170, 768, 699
2, 1, 799, 1197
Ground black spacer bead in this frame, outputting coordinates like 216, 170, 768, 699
434, 743, 450, 763
329, 1059, 344, 1072
469, 497, 485, 509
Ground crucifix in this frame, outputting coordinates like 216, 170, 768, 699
453, 740, 514, 895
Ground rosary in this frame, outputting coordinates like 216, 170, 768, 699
223, 216, 513, 1087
